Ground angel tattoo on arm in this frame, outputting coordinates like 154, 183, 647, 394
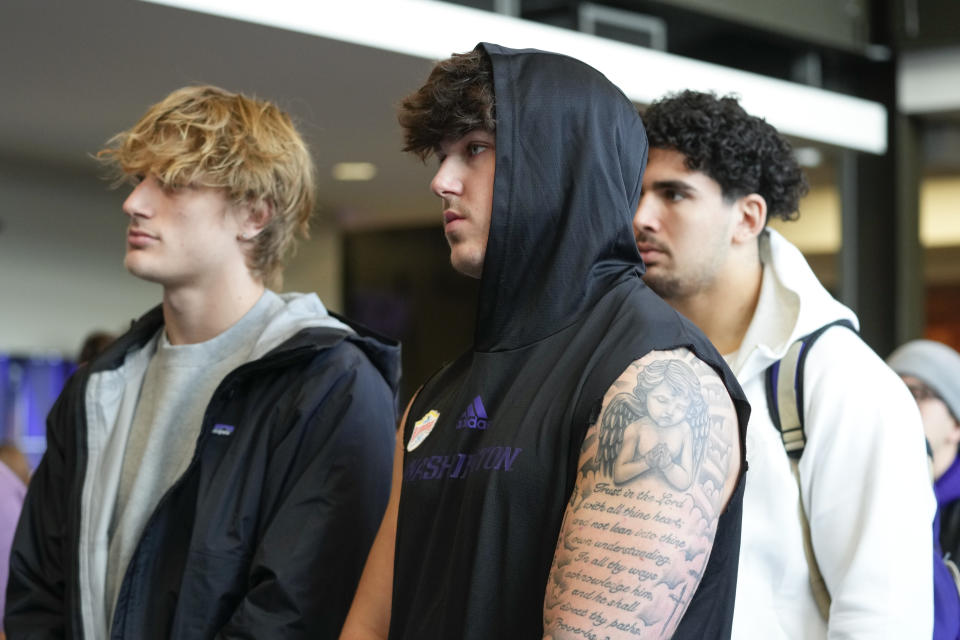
597, 358, 709, 490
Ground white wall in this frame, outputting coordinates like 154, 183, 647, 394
0, 159, 157, 356
284, 218, 343, 314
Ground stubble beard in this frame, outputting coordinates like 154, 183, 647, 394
643, 264, 718, 306
640, 234, 727, 306
642, 270, 685, 302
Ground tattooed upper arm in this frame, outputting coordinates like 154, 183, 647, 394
543, 348, 741, 639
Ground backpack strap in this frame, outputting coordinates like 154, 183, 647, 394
764, 319, 857, 459
763, 318, 857, 620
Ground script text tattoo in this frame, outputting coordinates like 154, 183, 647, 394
544, 350, 736, 639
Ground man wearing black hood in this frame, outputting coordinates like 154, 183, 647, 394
341, 44, 750, 639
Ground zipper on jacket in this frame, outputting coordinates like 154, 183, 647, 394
69, 312, 165, 640
109, 343, 320, 637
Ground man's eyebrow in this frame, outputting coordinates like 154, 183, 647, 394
650, 179, 695, 192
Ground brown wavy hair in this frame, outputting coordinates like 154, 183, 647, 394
398, 47, 496, 160
98, 85, 315, 286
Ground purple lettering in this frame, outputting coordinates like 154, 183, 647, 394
423, 456, 441, 480
403, 448, 524, 482
498, 447, 522, 471
434, 455, 457, 478
449, 453, 467, 478
404, 458, 427, 481
483, 447, 503, 470
465, 453, 483, 474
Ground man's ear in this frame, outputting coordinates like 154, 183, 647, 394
237, 200, 274, 242
732, 193, 767, 245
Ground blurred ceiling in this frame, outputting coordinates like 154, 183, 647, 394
3, 0, 958, 235
0, 0, 441, 230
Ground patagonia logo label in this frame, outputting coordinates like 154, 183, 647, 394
211, 424, 235, 436
456, 395, 488, 430
407, 410, 440, 452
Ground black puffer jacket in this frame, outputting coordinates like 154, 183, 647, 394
6, 304, 399, 639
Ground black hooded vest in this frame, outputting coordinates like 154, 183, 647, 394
390, 44, 750, 639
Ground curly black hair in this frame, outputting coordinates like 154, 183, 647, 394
641, 90, 809, 221
398, 47, 496, 161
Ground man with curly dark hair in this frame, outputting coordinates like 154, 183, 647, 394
635, 90, 934, 638
342, 47, 751, 639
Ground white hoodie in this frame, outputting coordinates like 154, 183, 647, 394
728, 229, 934, 639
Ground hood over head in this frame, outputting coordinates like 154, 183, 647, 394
475, 43, 647, 351
253, 292, 401, 397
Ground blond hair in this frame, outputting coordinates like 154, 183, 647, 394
98, 85, 315, 286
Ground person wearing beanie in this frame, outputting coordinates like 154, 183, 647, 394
888, 339, 960, 640
888, 340, 960, 483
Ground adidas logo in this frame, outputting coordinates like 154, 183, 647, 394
456, 395, 488, 430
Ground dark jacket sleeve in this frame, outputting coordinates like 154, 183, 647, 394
215, 344, 396, 640
5, 377, 77, 638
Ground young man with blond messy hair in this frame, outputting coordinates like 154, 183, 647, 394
5, 85, 399, 639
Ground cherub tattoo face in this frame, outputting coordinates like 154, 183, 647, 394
646, 381, 693, 428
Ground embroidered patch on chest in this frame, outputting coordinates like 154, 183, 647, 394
211, 424, 235, 436
407, 410, 440, 452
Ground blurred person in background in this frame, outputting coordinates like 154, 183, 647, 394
635, 90, 934, 638
5, 85, 399, 639
0, 442, 28, 640
77, 330, 117, 366
888, 339, 960, 640
0, 444, 29, 487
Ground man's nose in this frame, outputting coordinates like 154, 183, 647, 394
122, 179, 153, 220
430, 159, 462, 199
633, 193, 661, 237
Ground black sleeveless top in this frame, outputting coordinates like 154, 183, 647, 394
389, 43, 749, 639
390, 281, 749, 639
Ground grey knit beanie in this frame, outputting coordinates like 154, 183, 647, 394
887, 339, 960, 420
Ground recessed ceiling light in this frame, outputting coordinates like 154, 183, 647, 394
794, 147, 823, 168
333, 162, 377, 181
